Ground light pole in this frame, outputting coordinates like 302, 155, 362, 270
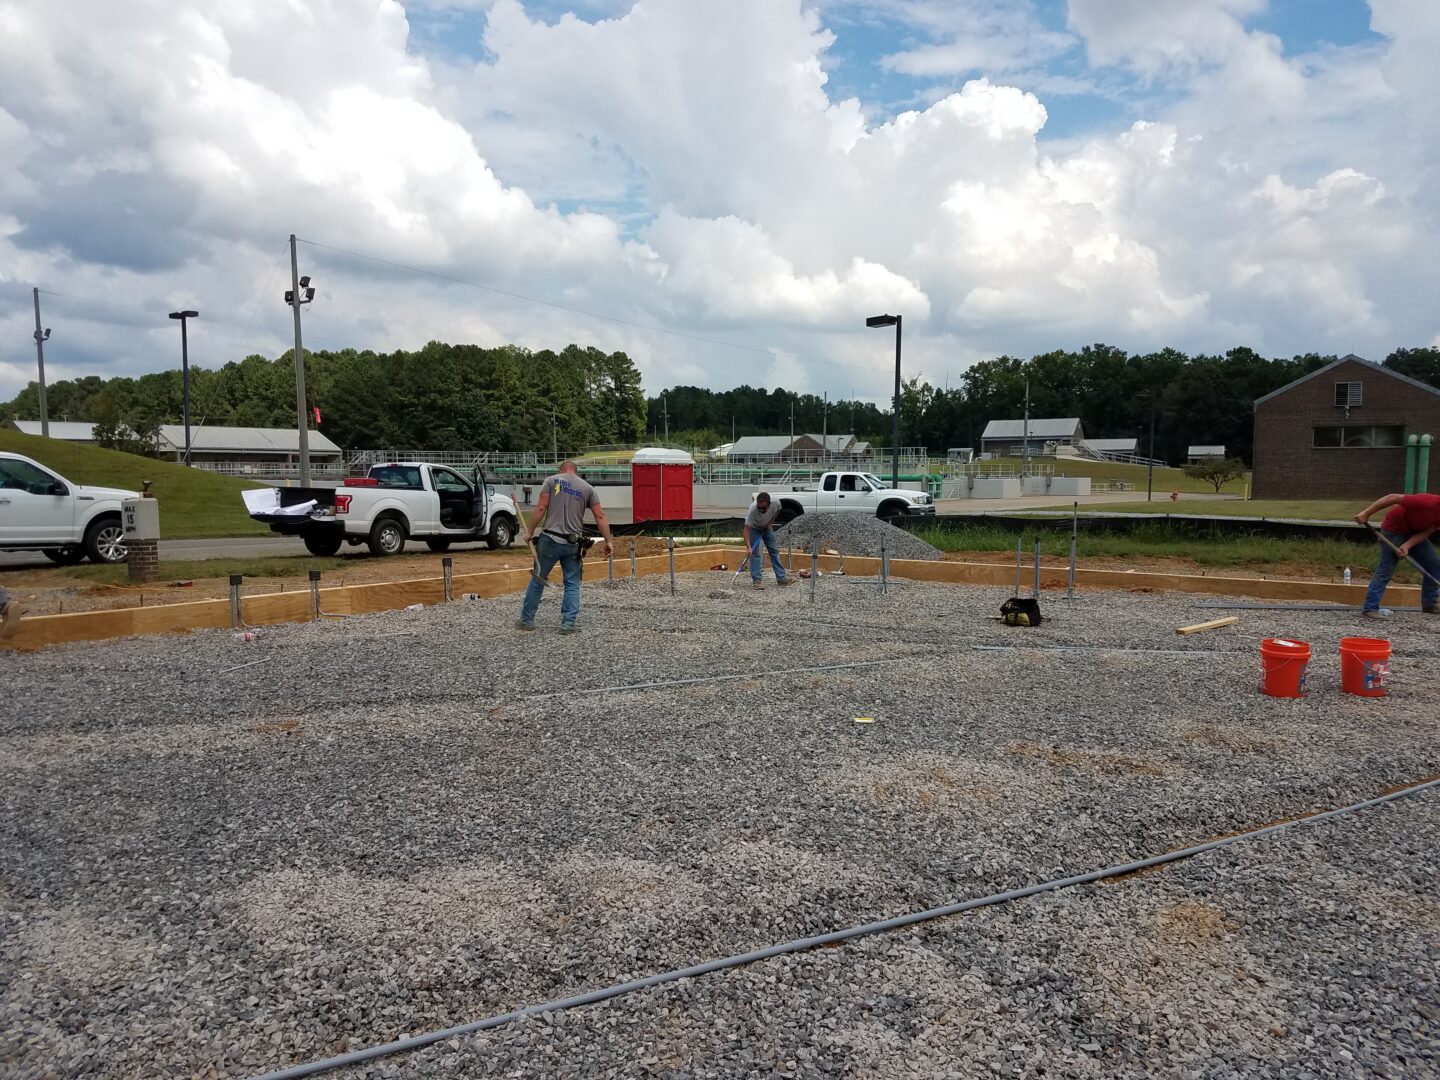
31, 288, 50, 437
1022, 377, 1031, 478
865, 314, 902, 488
167, 310, 198, 465
1146, 395, 1158, 502
285, 234, 316, 485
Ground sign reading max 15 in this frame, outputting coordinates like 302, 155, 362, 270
121, 497, 160, 541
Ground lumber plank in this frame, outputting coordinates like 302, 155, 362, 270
2, 542, 1422, 652
1175, 616, 1241, 635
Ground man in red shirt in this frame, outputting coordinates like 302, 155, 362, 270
1354, 492, 1440, 617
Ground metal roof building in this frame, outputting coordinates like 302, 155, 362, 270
155, 425, 341, 459
980, 418, 1085, 456
8, 420, 101, 442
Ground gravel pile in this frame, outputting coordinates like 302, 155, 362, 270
1, 578, 1436, 1078
776, 513, 942, 560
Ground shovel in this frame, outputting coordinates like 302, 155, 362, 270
1363, 520, 1440, 589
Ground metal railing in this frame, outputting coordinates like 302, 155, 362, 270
189, 460, 350, 480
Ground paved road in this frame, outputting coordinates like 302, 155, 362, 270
0, 494, 1240, 571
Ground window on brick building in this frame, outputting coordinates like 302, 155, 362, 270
1333, 381, 1364, 407
1313, 425, 1403, 448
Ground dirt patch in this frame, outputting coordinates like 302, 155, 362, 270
1157, 900, 1233, 947
1181, 725, 1282, 754
1007, 741, 1182, 778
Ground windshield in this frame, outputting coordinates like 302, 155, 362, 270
862, 473, 886, 491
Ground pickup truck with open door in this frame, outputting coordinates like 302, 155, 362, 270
0, 451, 139, 564
771, 471, 935, 523
244, 462, 518, 557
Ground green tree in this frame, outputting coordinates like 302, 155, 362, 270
1385, 347, 1440, 389
1182, 457, 1248, 492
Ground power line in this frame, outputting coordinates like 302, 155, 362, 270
295, 236, 884, 377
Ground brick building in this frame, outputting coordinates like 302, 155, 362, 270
1252, 354, 1440, 499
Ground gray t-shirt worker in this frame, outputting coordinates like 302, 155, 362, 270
517, 462, 614, 632
743, 493, 794, 589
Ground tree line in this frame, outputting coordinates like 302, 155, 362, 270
647, 345, 1440, 464
5, 340, 1436, 464
2, 342, 648, 455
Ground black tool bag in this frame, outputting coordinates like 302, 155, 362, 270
1000, 596, 1043, 626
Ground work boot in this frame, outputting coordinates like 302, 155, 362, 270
0, 595, 18, 640
1424, 605, 1439, 615
776, 576, 796, 587
751, 580, 765, 591
560, 625, 579, 635
514, 620, 536, 632
1361, 609, 1392, 620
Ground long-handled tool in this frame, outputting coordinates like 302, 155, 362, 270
512, 501, 545, 583
732, 534, 762, 585
1364, 521, 1440, 589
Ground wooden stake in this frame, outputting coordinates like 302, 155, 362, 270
1175, 616, 1241, 636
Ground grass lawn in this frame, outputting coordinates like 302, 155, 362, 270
1, 428, 272, 539
908, 521, 1413, 580
63, 557, 348, 584
1075, 498, 1358, 521
975, 456, 1247, 495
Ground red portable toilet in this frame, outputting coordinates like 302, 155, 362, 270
631, 448, 695, 522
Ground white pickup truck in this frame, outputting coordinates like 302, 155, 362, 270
0, 451, 139, 564
772, 471, 935, 522
245, 462, 519, 557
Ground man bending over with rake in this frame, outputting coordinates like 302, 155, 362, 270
744, 492, 796, 592
1354, 490, 1440, 619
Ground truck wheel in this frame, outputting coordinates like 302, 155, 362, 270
775, 503, 802, 526
426, 539, 452, 553
367, 516, 407, 557
83, 517, 127, 564
304, 533, 344, 557
877, 501, 907, 519
43, 546, 85, 565
486, 515, 514, 550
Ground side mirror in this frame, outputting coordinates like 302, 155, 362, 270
49, 482, 67, 496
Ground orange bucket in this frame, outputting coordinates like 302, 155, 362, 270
1260, 638, 1310, 698
1339, 637, 1390, 697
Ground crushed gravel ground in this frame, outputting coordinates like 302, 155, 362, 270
1, 575, 1437, 1079
775, 514, 942, 560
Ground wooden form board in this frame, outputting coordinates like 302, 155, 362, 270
4, 543, 1419, 652
0, 545, 733, 652
718, 547, 1421, 607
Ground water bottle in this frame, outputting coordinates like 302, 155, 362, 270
1343, 567, 1352, 585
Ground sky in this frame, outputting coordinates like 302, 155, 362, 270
1, 0, 1438, 410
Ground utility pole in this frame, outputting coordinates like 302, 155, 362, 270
789, 400, 795, 453
287, 234, 313, 485
31, 288, 50, 437
551, 409, 558, 459
731, 415, 735, 444
1022, 379, 1031, 478
822, 391, 828, 462
662, 394, 669, 444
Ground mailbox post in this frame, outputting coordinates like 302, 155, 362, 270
122, 494, 161, 583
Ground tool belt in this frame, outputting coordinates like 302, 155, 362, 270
543, 529, 597, 559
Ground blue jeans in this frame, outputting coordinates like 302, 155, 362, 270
748, 528, 788, 582
1363, 530, 1440, 611
520, 534, 583, 626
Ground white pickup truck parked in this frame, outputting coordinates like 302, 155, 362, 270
245, 462, 519, 557
0, 451, 139, 564
773, 471, 935, 522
